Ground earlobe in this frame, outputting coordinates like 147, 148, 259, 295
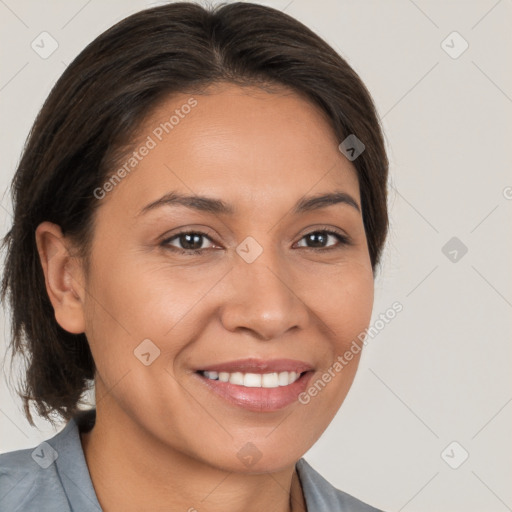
35, 221, 86, 334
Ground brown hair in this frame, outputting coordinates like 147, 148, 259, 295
0, 1, 388, 426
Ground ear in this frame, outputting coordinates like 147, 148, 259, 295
35, 221, 86, 334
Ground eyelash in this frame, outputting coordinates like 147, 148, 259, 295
160, 228, 352, 255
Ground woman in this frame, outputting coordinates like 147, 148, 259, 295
0, 2, 388, 511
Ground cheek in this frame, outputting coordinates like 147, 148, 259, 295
337, 272, 374, 344
292, 263, 374, 441
305, 260, 374, 350
82, 254, 214, 372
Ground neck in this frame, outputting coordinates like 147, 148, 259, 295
79, 404, 307, 512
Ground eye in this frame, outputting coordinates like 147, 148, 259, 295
295, 229, 351, 250
161, 227, 351, 256
161, 231, 218, 254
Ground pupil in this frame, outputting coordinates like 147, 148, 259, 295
308, 232, 326, 247
181, 233, 202, 250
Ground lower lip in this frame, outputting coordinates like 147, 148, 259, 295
195, 371, 314, 412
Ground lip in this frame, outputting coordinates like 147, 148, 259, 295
197, 358, 314, 374
193, 358, 315, 412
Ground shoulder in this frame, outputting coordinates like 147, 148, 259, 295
0, 409, 98, 512
296, 458, 386, 512
0, 441, 69, 512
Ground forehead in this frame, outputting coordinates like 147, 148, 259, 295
103, 83, 360, 215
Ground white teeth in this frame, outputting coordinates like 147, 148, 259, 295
201, 370, 302, 387
262, 372, 279, 388
229, 372, 244, 386
278, 371, 290, 386
218, 372, 230, 382
244, 373, 262, 387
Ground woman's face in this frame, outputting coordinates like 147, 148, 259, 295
75, 83, 374, 472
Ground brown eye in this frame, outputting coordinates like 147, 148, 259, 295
296, 230, 351, 250
161, 231, 216, 253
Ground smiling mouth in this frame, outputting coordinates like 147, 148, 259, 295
194, 368, 314, 412
192, 358, 315, 411
198, 370, 306, 388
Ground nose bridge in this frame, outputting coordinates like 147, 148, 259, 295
221, 237, 307, 340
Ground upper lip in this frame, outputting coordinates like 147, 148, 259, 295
198, 358, 314, 374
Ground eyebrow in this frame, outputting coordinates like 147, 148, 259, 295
137, 190, 360, 217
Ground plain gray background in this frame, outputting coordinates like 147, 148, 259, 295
1, 1, 511, 511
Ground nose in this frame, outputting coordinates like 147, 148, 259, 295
219, 248, 310, 341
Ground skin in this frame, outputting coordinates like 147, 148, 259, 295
35, 82, 374, 512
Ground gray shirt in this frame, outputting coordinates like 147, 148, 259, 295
0, 409, 384, 511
